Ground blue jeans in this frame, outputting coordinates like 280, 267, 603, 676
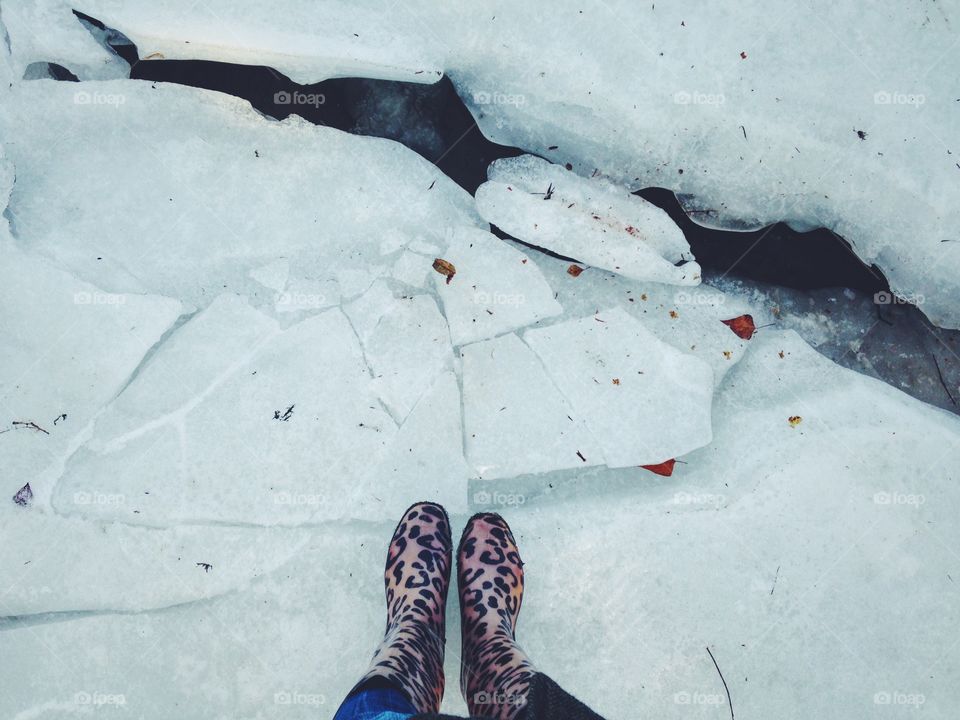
333, 686, 417, 720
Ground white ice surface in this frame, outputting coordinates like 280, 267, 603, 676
3, 331, 958, 720
477, 155, 702, 286
1, 0, 127, 81
74, 0, 444, 84
461, 333, 603, 479
432, 227, 563, 346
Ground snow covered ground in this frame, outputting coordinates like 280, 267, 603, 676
2, 4, 959, 720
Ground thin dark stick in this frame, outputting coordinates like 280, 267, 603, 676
932, 353, 958, 406
706, 646, 734, 720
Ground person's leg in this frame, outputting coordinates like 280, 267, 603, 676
334, 501, 453, 719
458, 513, 536, 720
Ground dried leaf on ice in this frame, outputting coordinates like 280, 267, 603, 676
788, 415, 802, 427
641, 459, 676, 476
567, 264, 584, 277
432, 258, 456, 284
722, 314, 756, 339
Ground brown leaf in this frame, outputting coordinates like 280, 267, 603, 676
721, 314, 756, 339
432, 258, 456, 285
788, 415, 802, 427
641, 459, 676, 477
567, 264, 584, 277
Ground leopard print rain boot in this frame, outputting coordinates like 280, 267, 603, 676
351, 501, 453, 713
458, 512, 536, 720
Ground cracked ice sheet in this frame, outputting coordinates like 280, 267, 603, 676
75, 0, 445, 84
461, 333, 603, 479
3, 332, 959, 719
475, 155, 701, 286
0, 245, 183, 505
0, 505, 312, 616
345, 281, 454, 422
432, 227, 562, 346
0, 81, 483, 308
53, 294, 468, 524
523, 308, 714, 466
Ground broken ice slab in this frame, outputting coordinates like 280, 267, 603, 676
523, 308, 714, 467
0, 81, 483, 308
74, 0, 445, 84
431, 227, 563, 346
0, 505, 314, 616
53, 296, 400, 525
53, 293, 469, 523
525, 250, 754, 386
461, 333, 604, 479
346, 281, 454, 422
0, 246, 183, 505
475, 155, 701, 286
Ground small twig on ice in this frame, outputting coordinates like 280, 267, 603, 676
706, 646, 735, 720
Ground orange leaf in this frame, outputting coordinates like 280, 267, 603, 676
641, 459, 676, 477
721, 314, 756, 339
432, 258, 456, 284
